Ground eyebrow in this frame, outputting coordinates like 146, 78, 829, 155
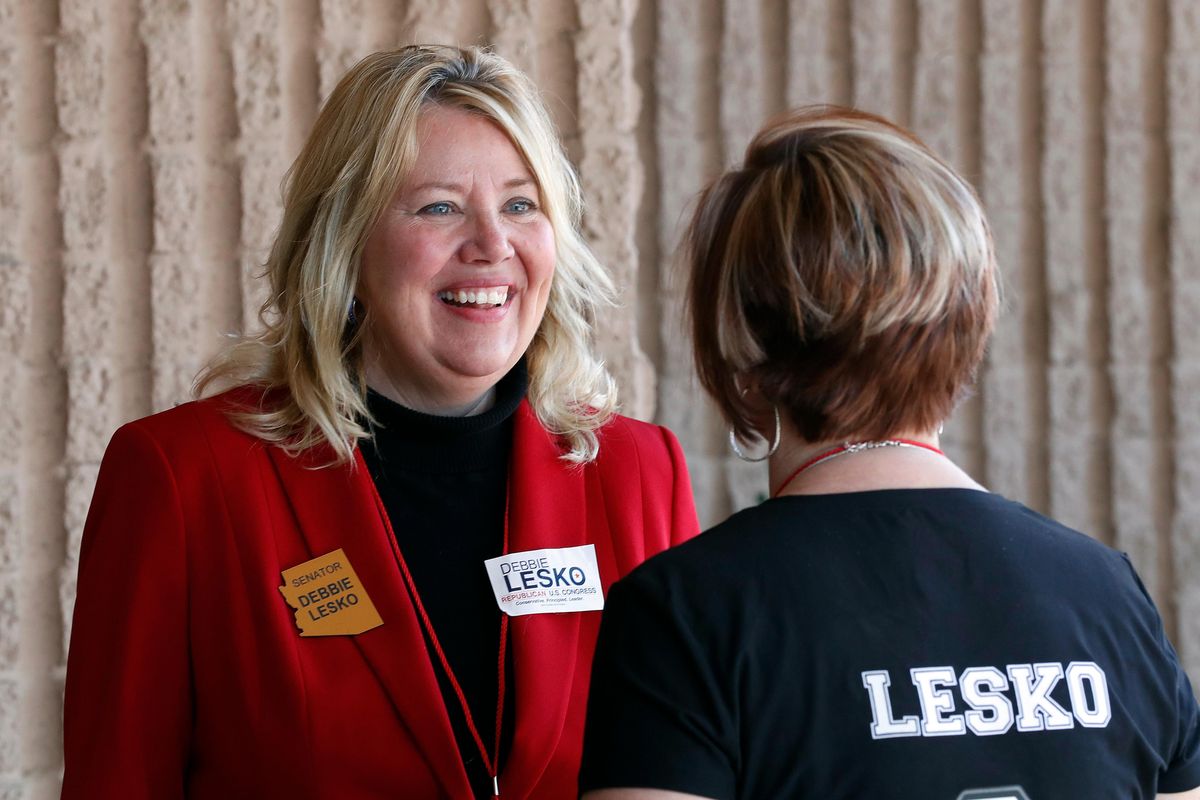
407, 178, 537, 194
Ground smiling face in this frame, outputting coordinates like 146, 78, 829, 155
357, 105, 556, 413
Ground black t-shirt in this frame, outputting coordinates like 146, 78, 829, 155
579, 489, 1200, 799
359, 362, 526, 799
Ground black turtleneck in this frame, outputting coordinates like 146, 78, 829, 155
359, 362, 526, 798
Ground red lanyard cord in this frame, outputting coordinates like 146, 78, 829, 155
772, 438, 946, 498
377, 484, 510, 792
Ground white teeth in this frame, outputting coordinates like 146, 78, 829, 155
438, 287, 509, 307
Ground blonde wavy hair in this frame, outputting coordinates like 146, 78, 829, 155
196, 45, 617, 464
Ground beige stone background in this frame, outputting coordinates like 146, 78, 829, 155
1, 0, 1198, 795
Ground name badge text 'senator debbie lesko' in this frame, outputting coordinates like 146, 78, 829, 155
279, 548, 384, 636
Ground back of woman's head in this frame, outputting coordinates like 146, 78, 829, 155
199, 45, 616, 463
687, 105, 999, 444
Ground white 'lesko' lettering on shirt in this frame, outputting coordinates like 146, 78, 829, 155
862, 661, 1110, 739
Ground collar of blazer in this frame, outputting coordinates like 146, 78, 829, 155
265, 398, 595, 798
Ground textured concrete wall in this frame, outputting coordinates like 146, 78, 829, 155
2, 0, 1198, 794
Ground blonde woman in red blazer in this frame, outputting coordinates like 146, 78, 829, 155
62, 46, 698, 800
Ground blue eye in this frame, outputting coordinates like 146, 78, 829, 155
507, 198, 537, 214
420, 202, 455, 215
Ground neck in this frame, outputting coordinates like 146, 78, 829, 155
365, 367, 498, 418
769, 430, 983, 497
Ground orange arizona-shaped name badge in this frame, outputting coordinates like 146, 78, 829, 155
278, 548, 383, 637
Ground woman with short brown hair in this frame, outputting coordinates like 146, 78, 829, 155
579, 106, 1200, 800
690, 106, 996, 453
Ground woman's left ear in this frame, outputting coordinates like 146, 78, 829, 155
735, 372, 770, 405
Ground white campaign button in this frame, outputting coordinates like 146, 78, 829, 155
484, 545, 605, 616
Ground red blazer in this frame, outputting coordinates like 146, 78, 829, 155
62, 391, 699, 799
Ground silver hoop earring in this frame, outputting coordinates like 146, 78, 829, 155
728, 406, 782, 463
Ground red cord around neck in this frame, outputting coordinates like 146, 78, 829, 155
772, 439, 945, 498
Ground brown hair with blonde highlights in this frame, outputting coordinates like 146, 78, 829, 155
687, 105, 999, 445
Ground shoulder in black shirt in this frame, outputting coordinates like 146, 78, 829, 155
580, 489, 1200, 799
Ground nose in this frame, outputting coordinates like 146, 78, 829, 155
461, 212, 514, 264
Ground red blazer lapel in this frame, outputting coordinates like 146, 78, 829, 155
264, 444, 472, 798
501, 402, 595, 797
